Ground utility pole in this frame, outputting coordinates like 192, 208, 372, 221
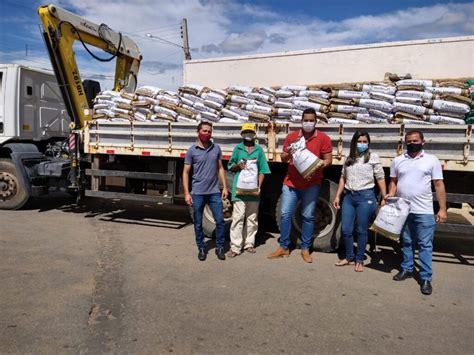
181, 18, 191, 60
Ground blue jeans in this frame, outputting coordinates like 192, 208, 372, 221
192, 193, 225, 250
400, 213, 436, 281
279, 184, 321, 250
341, 189, 377, 263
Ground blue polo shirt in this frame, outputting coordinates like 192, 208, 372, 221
184, 142, 222, 195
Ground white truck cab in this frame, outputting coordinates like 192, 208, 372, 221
0, 64, 72, 209
0, 64, 69, 145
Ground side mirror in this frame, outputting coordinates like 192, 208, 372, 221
82, 80, 101, 109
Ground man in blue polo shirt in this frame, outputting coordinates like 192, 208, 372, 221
183, 121, 229, 261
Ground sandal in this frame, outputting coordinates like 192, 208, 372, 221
245, 247, 256, 254
355, 262, 364, 272
226, 250, 239, 258
335, 259, 354, 266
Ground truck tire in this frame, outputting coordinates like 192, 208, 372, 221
0, 159, 29, 210
276, 180, 341, 252
188, 171, 234, 238
189, 198, 233, 238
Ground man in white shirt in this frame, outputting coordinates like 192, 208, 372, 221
386, 130, 447, 295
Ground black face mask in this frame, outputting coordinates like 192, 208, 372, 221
407, 143, 423, 153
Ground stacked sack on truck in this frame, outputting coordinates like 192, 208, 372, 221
225, 84, 330, 124
392, 79, 470, 125
91, 80, 472, 125
92, 90, 135, 121
92, 86, 199, 123
327, 83, 396, 125
179, 84, 330, 124
465, 79, 474, 125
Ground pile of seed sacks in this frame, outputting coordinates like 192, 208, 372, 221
92, 79, 473, 125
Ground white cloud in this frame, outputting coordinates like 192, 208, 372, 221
2, 1, 472, 91
203, 30, 268, 53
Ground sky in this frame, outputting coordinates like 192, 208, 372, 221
1, 0, 473, 90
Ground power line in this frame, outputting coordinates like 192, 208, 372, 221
145, 33, 183, 49
124, 23, 180, 35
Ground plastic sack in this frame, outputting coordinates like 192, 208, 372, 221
236, 159, 259, 196
370, 197, 411, 241
290, 136, 323, 180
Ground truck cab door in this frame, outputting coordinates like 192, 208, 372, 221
0, 70, 5, 143
18, 67, 69, 142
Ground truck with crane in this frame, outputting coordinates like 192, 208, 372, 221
0, 4, 472, 251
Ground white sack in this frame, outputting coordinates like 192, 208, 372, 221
236, 159, 259, 196
361, 84, 396, 95
356, 99, 393, 113
290, 136, 323, 180
370, 197, 411, 241
328, 118, 360, 124
396, 79, 433, 87
299, 90, 330, 99
424, 115, 466, 125
429, 100, 470, 114
393, 102, 429, 115
335, 90, 370, 99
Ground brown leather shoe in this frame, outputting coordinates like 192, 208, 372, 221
267, 247, 290, 259
301, 250, 312, 263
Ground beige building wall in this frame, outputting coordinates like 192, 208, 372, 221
183, 36, 474, 88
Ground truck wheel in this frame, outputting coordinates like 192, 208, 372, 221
188, 198, 233, 239
276, 180, 341, 252
188, 171, 234, 239
0, 159, 29, 210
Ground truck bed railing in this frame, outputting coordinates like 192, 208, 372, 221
84, 121, 473, 172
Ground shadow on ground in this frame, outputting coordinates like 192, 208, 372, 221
22, 194, 474, 266
24, 193, 192, 230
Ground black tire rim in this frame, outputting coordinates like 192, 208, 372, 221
292, 198, 336, 239
203, 198, 233, 223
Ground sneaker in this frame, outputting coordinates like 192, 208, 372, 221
198, 248, 207, 261
267, 247, 290, 259
301, 249, 312, 263
215, 248, 226, 260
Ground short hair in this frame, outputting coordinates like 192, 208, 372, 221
405, 130, 424, 141
301, 107, 316, 118
302, 108, 317, 118
197, 121, 213, 131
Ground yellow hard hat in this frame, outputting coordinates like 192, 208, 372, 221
241, 123, 256, 133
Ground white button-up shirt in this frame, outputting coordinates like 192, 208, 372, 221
342, 153, 385, 191
390, 150, 443, 214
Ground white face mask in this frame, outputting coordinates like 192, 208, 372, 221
302, 121, 316, 133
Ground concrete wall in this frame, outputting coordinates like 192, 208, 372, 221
183, 36, 474, 88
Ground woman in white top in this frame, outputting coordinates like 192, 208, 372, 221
333, 131, 387, 272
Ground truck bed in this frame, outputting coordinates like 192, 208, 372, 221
84, 121, 473, 172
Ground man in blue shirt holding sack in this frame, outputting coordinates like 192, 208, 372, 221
183, 121, 228, 261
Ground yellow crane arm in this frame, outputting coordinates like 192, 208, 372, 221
38, 4, 142, 129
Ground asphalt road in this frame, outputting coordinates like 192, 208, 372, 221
1, 194, 473, 354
